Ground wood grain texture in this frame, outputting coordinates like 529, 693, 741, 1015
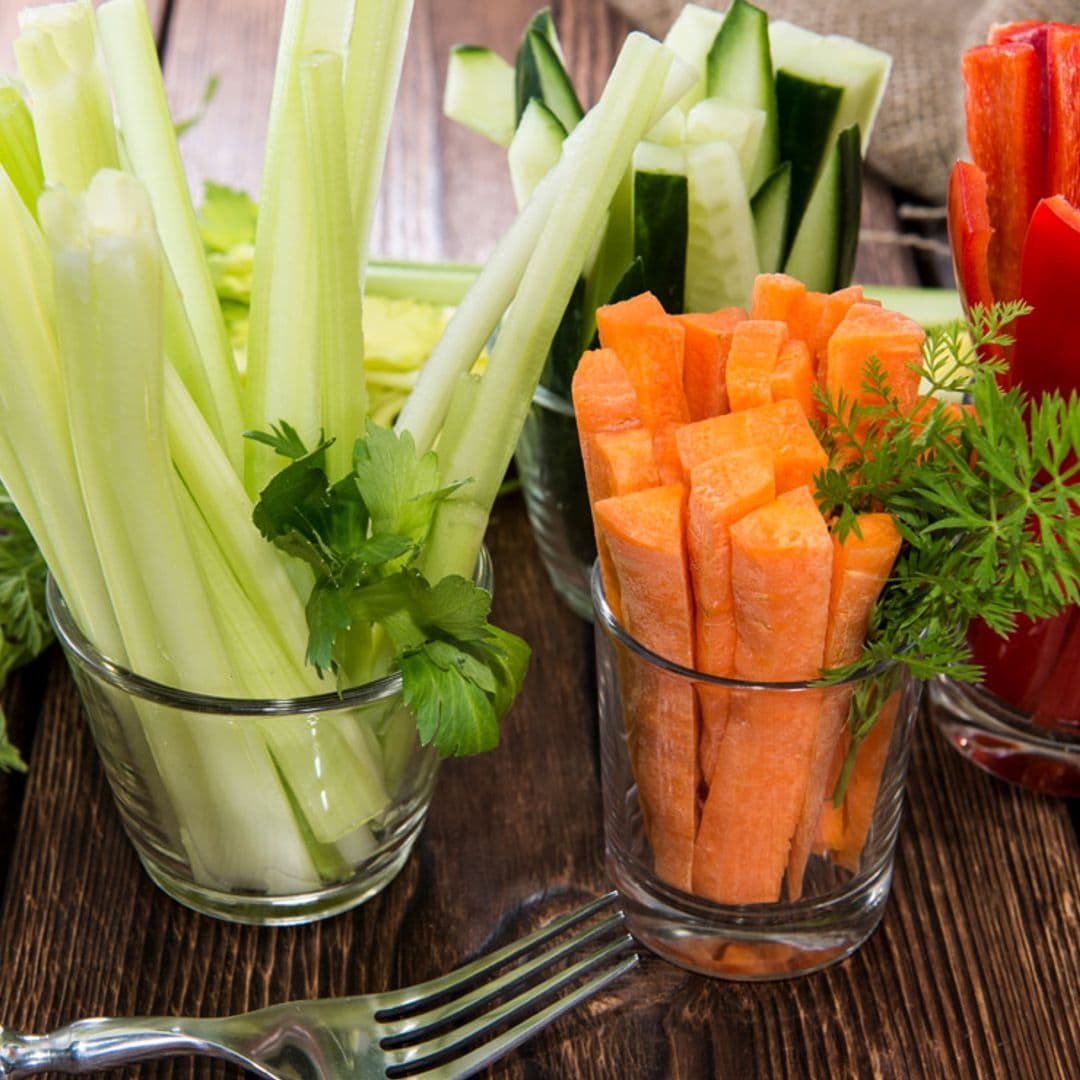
0, 2, 1076, 1079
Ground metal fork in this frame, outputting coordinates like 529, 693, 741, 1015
0, 892, 635, 1079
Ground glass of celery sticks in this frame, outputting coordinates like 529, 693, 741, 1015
592, 567, 920, 980
46, 550, 490, 925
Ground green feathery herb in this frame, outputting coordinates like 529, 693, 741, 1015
815, 300, 1079, 686
0, 483, 51, 772
248, 421, 530, 756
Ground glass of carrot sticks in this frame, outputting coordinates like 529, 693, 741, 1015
593, 570, 919, 980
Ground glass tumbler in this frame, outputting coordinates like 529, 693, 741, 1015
46, 549, 491, 925
514, 386, 596, 620
592, 566, 919, 980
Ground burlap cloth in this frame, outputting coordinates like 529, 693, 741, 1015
608, 1, 1075, 202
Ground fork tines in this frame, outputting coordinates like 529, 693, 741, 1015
376, 891, 637, 1079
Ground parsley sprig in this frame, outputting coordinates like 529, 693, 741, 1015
814, 300, 1080, 686
248, 422, 529, 757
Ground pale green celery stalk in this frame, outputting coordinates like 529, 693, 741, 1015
13, 0, 120, 191
96, 0, 245, 478
343, 0, 413, 288
366, 259, 479, 305
421, 36, 690, 582
167, 364, 392, 843
40, 171, 320, 891
0, 80, 44, 219
300, 50, 366, 483
244, 0, 321, 496
396, 45, 694, 457
163, 365, 311, 663
173, 476, 390, 846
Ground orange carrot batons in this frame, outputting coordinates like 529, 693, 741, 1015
676, 307, 746, 421
770, 338, 817, 421
692, 488, 832, 904
594, 484, 697, 891
596, 293, 690, 484
750, 272, 806, 324
787, 513, 903, 898
687, 448, 777, 782
589, 428, 660, 503
812, 285, 870, 384
826, 303, 925, 419
726, 319, 789, 413
676, 398, 828, 495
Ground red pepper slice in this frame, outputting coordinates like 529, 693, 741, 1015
987, 21, 1054, 145
1048, 24, 1080, 206
961, 43, 1045, 302
947, 160, 1011, 382
1013, 194, 1080, 400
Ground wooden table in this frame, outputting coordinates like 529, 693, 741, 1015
0, 2, 1077, 1077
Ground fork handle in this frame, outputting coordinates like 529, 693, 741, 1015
1, 1019, 220, 1076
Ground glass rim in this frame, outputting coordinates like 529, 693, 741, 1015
45, 546, 492, 717
531, 383, 575, 418
939, 675, 1080, 750
589, 561, 896, 692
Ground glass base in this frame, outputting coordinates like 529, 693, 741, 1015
608, 849, 893, 981
132, 787, 434, 926
928, 677, 1080, 797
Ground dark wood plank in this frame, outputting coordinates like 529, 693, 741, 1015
0, 3, 1075, 1080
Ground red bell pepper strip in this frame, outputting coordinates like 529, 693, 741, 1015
962, 43, 1045, 302
1048, 24, 1080, 206
1012, 195, 1080, 401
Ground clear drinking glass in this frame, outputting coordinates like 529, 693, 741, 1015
592, 565, 919, 980
46, 548, 492, 926
514, 386, 595, 620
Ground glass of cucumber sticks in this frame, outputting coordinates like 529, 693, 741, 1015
45, 549, 491, 926
592, 565, 919, 980
515, 387, 596, 620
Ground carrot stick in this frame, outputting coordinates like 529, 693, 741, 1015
676, 308, 746, 421
789, 289, 828, 353
691, 486, 832, 904
571, 347, 645, 615
787, 513, 902, 898
676, 398, 828, 494
593, 483, 697, 891
750, 272, 806, 323
826, 302, 925, 420
596, 293, 689, 484
811, 284, 870, 385
770, 338, 817, 421
726, 319, 789, 413
589, 427, 659, 503
687, 447, 776, 783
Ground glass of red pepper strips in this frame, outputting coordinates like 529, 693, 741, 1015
929, 19, 1080, 797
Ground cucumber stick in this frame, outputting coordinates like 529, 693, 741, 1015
751, 160, 791, 274
685, 97, 765, 189
706, 0, 778, 194
508, 98, 566, 208
515, 26, 583, 132
633, 142, 687, 313
662, 2, 726, 113
444, 45, 516, 148
784, 124, 861, 292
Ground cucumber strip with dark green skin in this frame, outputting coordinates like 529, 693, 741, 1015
633, 170, 688, 313
514, 28, 584, 132
751, 160, 792, 274
705, 0, 778, 194
783, 123, 861, 292
775, 69, 842, 254
540, 275, 586, 398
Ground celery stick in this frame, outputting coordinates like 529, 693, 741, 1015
13, 0, 120, 191
422, 35, 689, 581
365, 259, 479, 304
245, 0, 320, 495
96, 0, 245, 478
40, 172, 320, 890
396, 43, 695, 457
300, 50, 366, 483
344, 0, 414, 286
0, 79, 44, 218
